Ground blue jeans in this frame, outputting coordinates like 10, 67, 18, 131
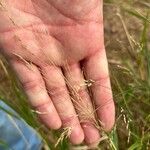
0, 101, 42, 150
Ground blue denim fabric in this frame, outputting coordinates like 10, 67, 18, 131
0, 101, 42, 150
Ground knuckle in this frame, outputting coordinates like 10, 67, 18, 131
71, 83, 90, 101
92, 76, 112, 91
34, 101, 52, 113
96, 98, 114, 110
78, 88, 89, 100
93, 75, 110, 85
21, 77, 44, 91
61, 115, 77, 126
74, 88, 90, 102
48, 85, 68, 98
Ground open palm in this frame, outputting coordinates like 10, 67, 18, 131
0, 0, 115, 145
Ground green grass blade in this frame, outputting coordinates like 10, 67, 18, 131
109, 126, 119, 150
124, 8, 150, 23
0, 139, 11, 150
128, 141, 142, 150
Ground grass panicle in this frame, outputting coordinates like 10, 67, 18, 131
0, 0, 150, 149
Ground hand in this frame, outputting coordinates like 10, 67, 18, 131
0, 0, 115, 145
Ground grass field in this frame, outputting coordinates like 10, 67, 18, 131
0, 0, 150, 149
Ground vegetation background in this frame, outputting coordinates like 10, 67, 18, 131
0, 0, 149, 149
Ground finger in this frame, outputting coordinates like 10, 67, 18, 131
63, 63, 100, 145
11, 60, 62, 129
41, 65, 84, 145
83, 50, 115, 131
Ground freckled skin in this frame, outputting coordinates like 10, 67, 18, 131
0, 0, 115, 145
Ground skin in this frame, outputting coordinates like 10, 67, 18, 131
0, 0, 115, 145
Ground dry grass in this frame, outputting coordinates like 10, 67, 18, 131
0, 0, 150, 149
